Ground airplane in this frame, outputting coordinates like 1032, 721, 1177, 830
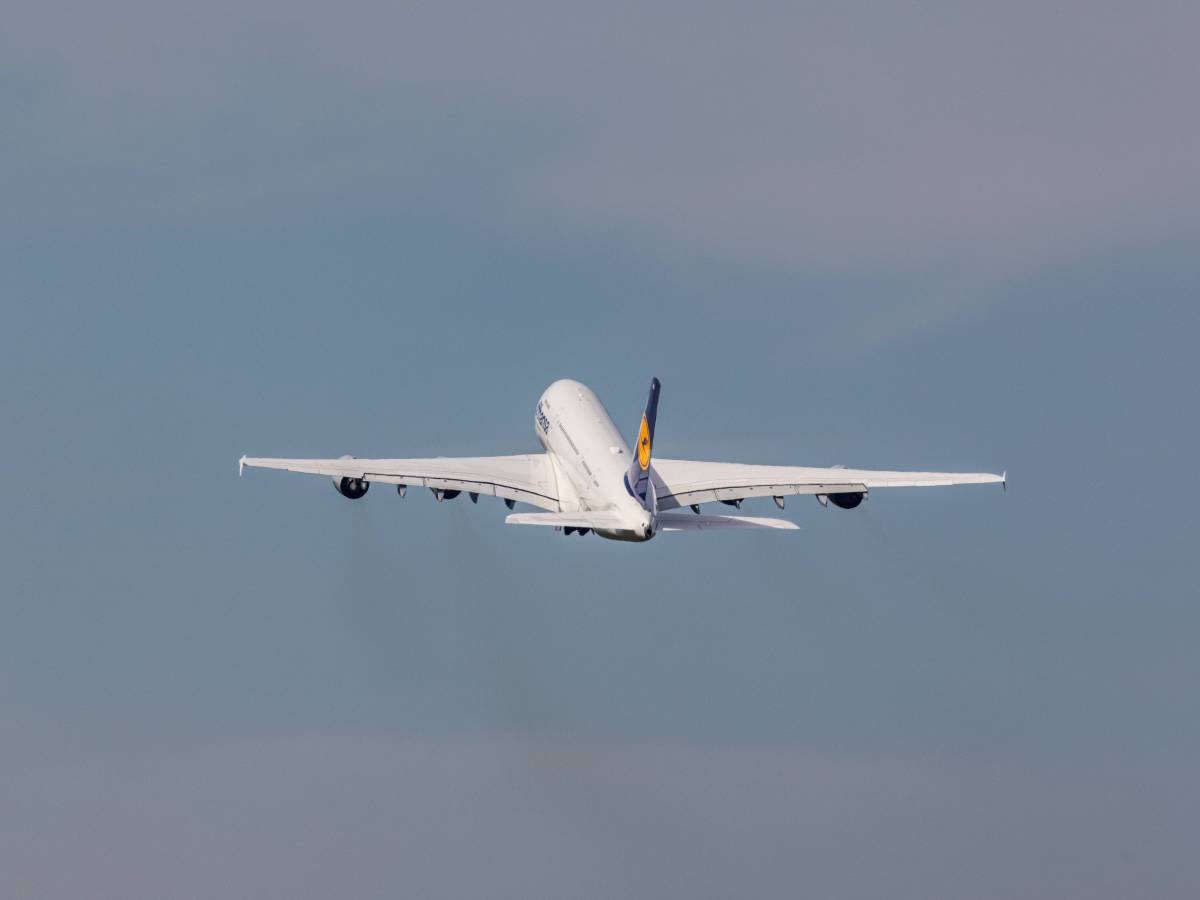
239, 377, 1005, 542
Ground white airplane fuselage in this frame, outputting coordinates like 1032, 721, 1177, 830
534, 379, 655, 541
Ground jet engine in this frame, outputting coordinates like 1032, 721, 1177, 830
825, 491, 864, 509
333, 476, 369, 499
332, 455, 369, 499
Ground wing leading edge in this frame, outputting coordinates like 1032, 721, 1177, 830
239, 454, 560, 511
651, 459, 1004, 511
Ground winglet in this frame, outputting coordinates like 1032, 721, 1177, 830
239, 455, 246, 477
1001, 471, 1007, 493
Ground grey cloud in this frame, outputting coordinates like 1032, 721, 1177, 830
2, 730, 1196, 900
7, 1, 1197, 350
8, 1, 1198, 267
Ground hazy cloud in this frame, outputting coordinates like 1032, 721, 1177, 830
7, 1, 1198, 271
2, 6, 1198, 898
3, 730, 1197, 900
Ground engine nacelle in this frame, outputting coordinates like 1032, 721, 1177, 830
826, 491, 864, 509
333, 476, 369, 499
332, 454, 368, 499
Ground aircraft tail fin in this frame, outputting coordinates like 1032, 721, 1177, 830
625, 377, 661, 509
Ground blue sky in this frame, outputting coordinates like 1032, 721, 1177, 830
2, 2, 1198, 897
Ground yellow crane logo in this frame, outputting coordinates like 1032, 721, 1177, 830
637, 414, 652, 470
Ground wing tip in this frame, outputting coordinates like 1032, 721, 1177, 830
239, 454, 246, 477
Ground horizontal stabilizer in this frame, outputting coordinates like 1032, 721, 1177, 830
505, 511, 628, 529
656, 513, 799, 531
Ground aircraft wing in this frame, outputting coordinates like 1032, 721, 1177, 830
239, 453, 560, 511
651, 458, 1005, 511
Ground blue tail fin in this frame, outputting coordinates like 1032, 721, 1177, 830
625, 377, 661, 509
